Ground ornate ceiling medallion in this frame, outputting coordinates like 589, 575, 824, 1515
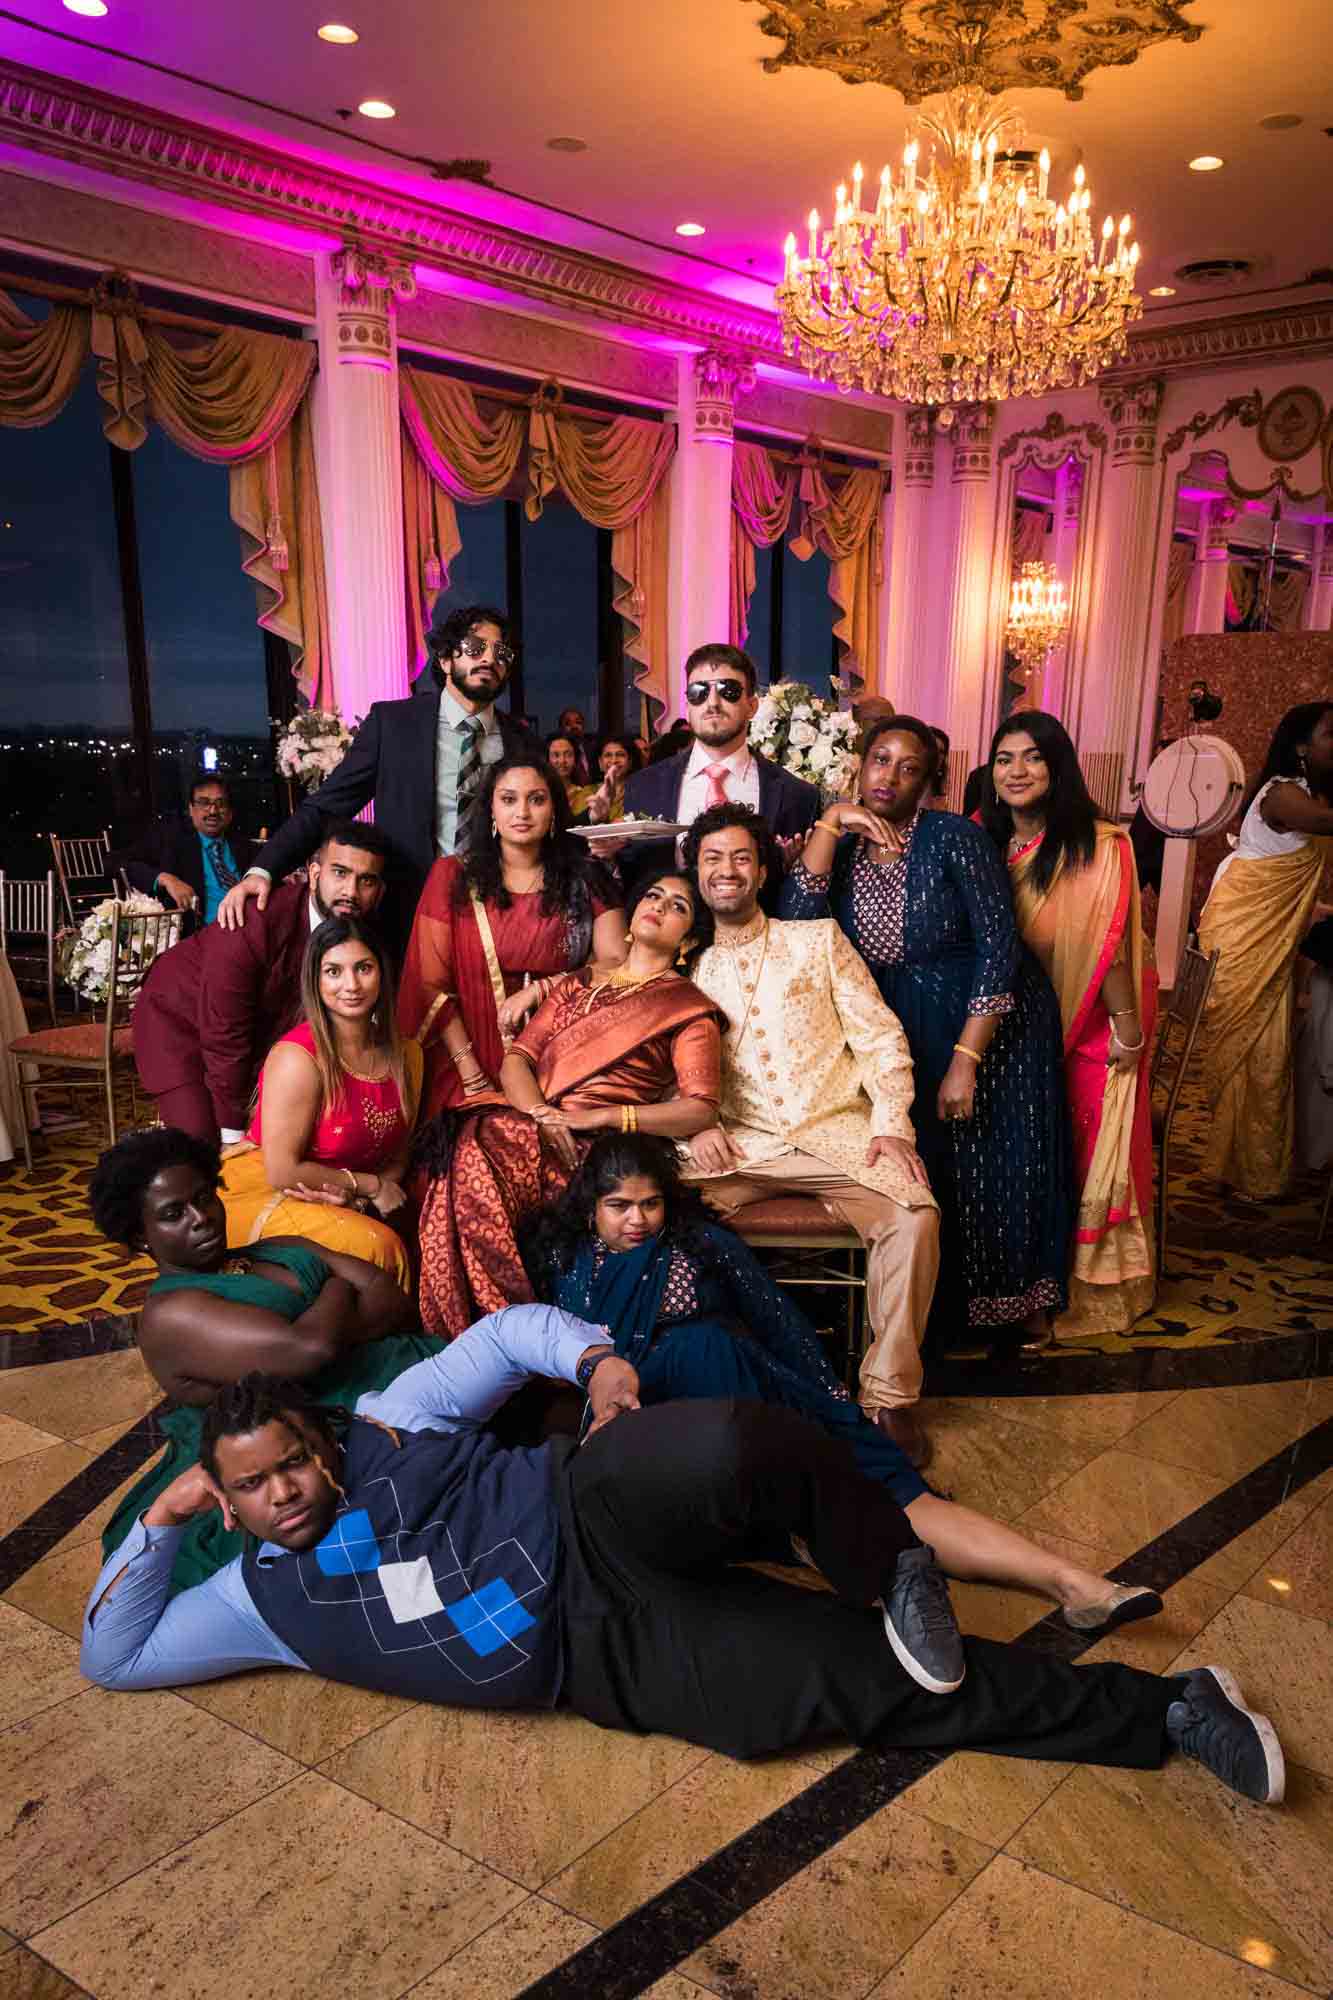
745, 0, 1205, 103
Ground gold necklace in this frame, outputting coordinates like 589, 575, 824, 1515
578, 963, 673, 1015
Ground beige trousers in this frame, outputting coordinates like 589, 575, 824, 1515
698, 1149, 940, 1413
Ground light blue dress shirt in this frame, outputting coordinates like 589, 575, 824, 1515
434, 690, 505, 857
80, 1305, 603, 1692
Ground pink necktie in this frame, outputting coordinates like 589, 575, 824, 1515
705, 763, 730, 808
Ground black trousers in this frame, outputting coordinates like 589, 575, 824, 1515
558, 1400, 1175, 1767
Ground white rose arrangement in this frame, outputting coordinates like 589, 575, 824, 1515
275, 709, 358, 792
748, 680, 860, 801
58, 893, 174, 1007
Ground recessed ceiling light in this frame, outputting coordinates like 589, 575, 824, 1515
675, 222, 706, 237
1258, 113, 1301, 131
1149, 285, 1176, 296
357, 98, 396, 119
1189, 154, 1225, 172
546, 136, 588, 153
63, 0, 109, 15
318, 22, 359, 43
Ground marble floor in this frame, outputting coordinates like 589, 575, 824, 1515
0, 1316, 1330, 1998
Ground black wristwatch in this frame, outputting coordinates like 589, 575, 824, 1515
576, 1345, 616, 1392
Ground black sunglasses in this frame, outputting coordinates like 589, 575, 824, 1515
457, 634, 517, 669
686, 678, 748, 705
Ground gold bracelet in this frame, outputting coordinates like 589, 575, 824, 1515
952, 1043, 982, 1064
341, 1166, 359, 1193
814, 818, 842, 837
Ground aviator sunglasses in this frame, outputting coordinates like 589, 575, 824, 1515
686, 678, 748, 705
457, 633, 517, 670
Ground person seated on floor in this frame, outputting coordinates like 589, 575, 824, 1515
681, 803, 941, 1468
219, 915, 420, 1288
81, 1338, 1285, 1807
132, 819, 391, 1145
523, 1131, 1160, 1640
89, 1125, 443, 1593
114, 772, 257, 930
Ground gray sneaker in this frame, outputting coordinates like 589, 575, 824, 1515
880, 1544, 965, 1694
1165, 1666, 1285, 1805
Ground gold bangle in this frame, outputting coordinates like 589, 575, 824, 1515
814, 818, 842, 837
341, 1166, 359, 1193
620, 1105, 629, 1134
952, 1043, 982, 1065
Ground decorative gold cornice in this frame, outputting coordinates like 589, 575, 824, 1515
1108, 303, 1333, 379
997, 409, 1108, 464
1160, 388, 1262, 463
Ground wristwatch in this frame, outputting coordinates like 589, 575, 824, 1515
576, 1345, 616, 1391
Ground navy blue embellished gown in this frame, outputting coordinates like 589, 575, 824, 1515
780, 810, 1073, 1338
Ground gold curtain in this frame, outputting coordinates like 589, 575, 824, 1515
0, 291, 89, 427
729, 441, 797, 646
230, 400, 332, 706
1268, 567, 1310, 632
401, 430, 465, 679
1011, 507, 1048, 566
799, 462, 886, 690
1227, 560, 1257, 628
1158, 536, 1195, 654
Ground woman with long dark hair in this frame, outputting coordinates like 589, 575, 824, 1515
414, 868, 723, 1334
780, 715, 1072, 1358
214, 915, 420, 1286
525, 1133, 1162, 1632
977, 710, 1156, 1339
578, 732, 644, 822
397, 753, 625, 1122
1198, 701, 1333, 1197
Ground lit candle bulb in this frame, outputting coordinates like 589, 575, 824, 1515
970, 137, 981, 188
1119, 213, 1131, 236
904, 140, 917, 192
783, 231, 797, 280
808, 208, 820, 260
1074, 162, 1085, 192
1038, 146, 1050, 200
852, 161, 863, 210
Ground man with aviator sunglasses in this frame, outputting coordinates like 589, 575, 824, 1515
215, 603, 539, 950
592, 643, 819, 891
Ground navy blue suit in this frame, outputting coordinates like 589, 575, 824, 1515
615, 748, 821, 893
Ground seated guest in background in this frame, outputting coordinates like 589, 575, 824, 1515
544, 732, 585, 815
557, 705, 592, 782
132, 820, 389, 1145
782, 718, 1072, 1358
578, 732, 643, 823
82, 1349, 1285, 1808
633, 732, 651, 766
216, 603, 540, 948
90, 1126, 438, 1594
397, 755, 624, 1124
648, 717, 693, 765
853, 694, 896, 734
928, 727, 951, 806
682, 804, 941, 1468
415, 869, 723, 1335
220, 917, 419, 1287
588, 645, 820, 888
526, 1133, 1161, 1636
1198, 702, 1333, 1200
116, 774, 254, 929
978, 711, 1157, 1340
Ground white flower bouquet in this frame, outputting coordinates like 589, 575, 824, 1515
58, 893, 173, 1007
748, 680, 860, 801
275, 708, 357, 792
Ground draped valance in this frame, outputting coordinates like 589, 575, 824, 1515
400, 365, 675, 722
0, 281, 329, 704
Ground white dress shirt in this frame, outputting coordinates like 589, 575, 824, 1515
677, 739, 761, 826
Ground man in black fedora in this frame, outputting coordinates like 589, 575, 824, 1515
215, 603, 539, 947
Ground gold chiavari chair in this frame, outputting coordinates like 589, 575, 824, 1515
0, 870, 58, 1028
49, 828, 113, 925
1149, 942, 1220, 1277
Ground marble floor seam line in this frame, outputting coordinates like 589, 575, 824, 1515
516, 1408, 1333, 2000
0, 1403, 166, 1593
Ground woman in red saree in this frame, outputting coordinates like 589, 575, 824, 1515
397, 754, 625, 1121
416, 869, 725, 1334
978, 713, 1157, 1341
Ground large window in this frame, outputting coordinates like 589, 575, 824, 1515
742, 534, 839, 695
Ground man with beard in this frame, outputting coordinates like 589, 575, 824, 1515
131, 822, 390, 1144
216, 604, 539, 946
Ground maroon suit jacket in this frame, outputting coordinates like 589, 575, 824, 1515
133, 881, 310, 1133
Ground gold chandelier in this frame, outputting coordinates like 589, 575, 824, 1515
1005, 560, 1069, 677
777, 88, 1142, 412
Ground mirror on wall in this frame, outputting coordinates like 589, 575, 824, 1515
1162, 450, 1327, 654
1000, 450, 1083, 720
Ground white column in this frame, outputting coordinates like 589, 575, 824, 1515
310, 244, 414, 722
1079, 378, 1165, 815
1183, 497, 1233, 635
882, 406, 937, 715
1037, 458, 1082, 716
666, 348, 749, 716
934, 402, 998, 803
1303, 527, 1333, 631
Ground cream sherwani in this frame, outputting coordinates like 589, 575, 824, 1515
685, 914, 940, 1412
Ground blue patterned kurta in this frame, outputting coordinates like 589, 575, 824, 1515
780, 810, 1072, 1331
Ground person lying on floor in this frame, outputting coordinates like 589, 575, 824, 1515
90, 1126, 442, 1595
522, 1131, 1160, 1637
82, 1321, 1285, 1805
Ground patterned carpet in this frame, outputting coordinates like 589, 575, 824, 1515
0, 1079, 1329, 1346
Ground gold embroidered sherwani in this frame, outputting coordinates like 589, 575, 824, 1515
684, 915, 940, 1414
687, 915, 937, 1213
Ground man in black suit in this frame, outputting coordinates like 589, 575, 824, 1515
116, 775, 255, 932
590, 643, 820, 889
216, 603, 539, 946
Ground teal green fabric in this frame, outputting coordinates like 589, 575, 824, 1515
148, 1243, 330, 1320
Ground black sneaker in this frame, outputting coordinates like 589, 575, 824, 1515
1165, 1666, 1285, 1805
880, 1545, 965, 1694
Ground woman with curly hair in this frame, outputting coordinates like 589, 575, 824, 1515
397, 753, 626, 1122
525, 1132, 1163, 1633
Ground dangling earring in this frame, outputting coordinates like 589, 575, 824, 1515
625, 929, 634, 945
492, 819, 499, 838
676, 942, 691, 968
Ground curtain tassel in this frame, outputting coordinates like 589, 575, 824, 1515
423, 547, 443, 593
266, 514, 290, 573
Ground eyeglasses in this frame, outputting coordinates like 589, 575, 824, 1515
457, 634, 516, 669
686, 678, 747, 706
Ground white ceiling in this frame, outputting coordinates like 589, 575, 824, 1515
4, 0, 1332, 318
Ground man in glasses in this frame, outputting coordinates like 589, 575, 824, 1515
215, 603, 539, 949
593, 643, 819, 888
